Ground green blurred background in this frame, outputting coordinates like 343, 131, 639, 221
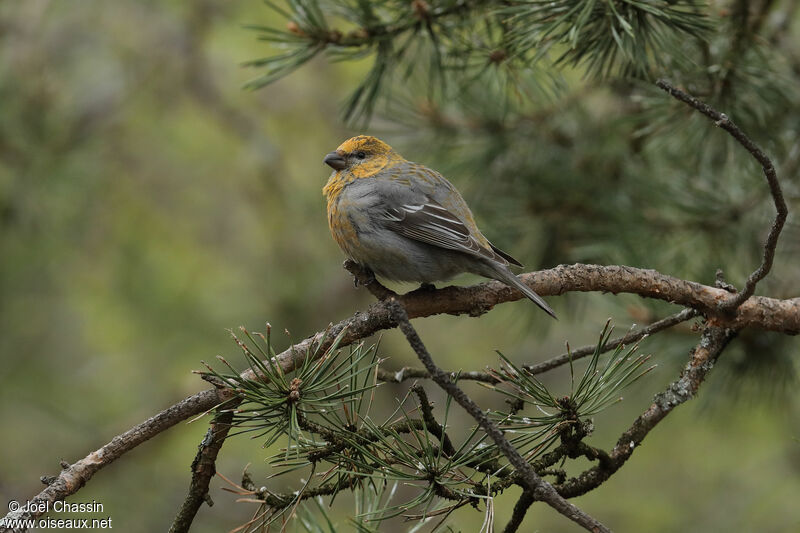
1, 1, 798, 531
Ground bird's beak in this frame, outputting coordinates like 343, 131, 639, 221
324, 151, 347, 171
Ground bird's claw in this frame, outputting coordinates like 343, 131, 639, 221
343, 260, 375, 288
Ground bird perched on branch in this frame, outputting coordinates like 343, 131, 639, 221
322, 135, 556, 319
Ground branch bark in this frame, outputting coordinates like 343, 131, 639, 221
389, 300, 610, 533
252, 263, 797, 389
169, 401, 240, 533
503, 490, 535, 533
554, 322, 738, 498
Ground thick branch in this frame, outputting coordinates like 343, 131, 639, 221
389, 300, 610, 533
656, 79, 788, 310
249, 264, 797, 388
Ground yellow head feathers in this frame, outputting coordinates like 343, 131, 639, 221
323, 135, 401, 183
336, 135, 393, 156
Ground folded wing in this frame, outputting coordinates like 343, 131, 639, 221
383, 199, 515, 266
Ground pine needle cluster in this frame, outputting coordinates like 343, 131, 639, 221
203, 322, 652, 531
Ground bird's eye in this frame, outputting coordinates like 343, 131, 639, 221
355, 151, 367, 160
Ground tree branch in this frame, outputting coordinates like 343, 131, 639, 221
656, 79, 788, 310
554, 321, 738, 498
524, 308, 698, 375
410, 384, 457, 457
1, 390, 228, 530
378, 307, 697, 384
389, 300, 610, 533
503, 490, 535, 533
257, 263, 796, 390
5, 261, 796, 528
169, 400, 240, 533
377, 366, 497, 384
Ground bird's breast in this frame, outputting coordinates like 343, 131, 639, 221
326, 189, 361, 258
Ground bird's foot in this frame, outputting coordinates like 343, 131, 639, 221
344, 260, 375, 288
417, 282, 437, 292
343, 260, 395, 300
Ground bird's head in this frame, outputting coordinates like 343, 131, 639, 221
323, 136, 397, 178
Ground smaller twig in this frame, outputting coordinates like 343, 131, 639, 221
502, 490, 535, 533
377, 366, 497, 384
540, 469, 567, 484
555, 323, 738, 499
715, 269, 737, 293
524, 308, 697, 375
480, 434, 611, 498
656, 79, 788, 311
299, 412, 457, 466
388, 300, 610, 533
253, 474, 359, 509
411, 384, 457, 456
169, 401, 241, 533
376, 309, 697, 385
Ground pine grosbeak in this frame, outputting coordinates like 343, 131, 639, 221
323, 135, 556, 319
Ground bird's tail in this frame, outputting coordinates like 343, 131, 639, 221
493, 267, 557, 319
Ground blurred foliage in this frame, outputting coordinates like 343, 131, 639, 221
246, 0, 711, 121
0, 0, 799, 532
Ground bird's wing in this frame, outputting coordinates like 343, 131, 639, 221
489, 243, 523, 267
382, 198, 511, 265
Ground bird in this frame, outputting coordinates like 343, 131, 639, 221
322, 135, 556, 319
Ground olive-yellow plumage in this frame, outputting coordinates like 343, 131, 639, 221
322, 135, 556, 318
